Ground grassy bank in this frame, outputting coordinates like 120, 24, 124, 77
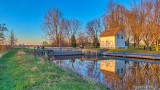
108, 45, 160, 54
0, 49, 107, 90
81, 45, 160, 54
108, 49, 160, 54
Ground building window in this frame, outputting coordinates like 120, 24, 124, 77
117, 69, 119, 74
121, 68, 123, 73
121, 34, 123, 39
106, 41, 109, 45
109, 61, 113, 67
117, 34, 119, 39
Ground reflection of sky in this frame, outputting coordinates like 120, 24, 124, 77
52, 57, 160, 89
53, 59, 103, 83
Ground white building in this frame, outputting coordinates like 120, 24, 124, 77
100, 28, 126, 49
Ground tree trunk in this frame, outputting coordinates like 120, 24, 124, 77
142, 40, 152, 51
59, 37, 61, 47
135, 37, 139, 49
135, 41, 139, 49
155, 38, 159, 51
59, 35, 62, 48
56, 35, 59, 47
68, 38, 70, 47
144, 45, 146, 50
147, 46, 152, 51
126, 38, 129, 49
134, 36, 135, 49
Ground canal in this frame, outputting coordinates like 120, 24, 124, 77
49, 56, 160, 90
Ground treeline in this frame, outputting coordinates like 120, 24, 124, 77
104, 0, 160, 51
0, 24, 17, 50
42, 0, 160, 51
42, 8, 102, 48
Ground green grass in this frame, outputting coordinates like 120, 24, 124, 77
79, 45, 160, 54
0, 49, 107, 90
108, 45, 160, 54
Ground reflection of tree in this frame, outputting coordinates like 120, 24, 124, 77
122, 62, 160, 89
149, 64, 160, 87
127, 62, 144, 89
126, 62, 160, 89
86, 60, 101, 81
87, 61, 97, 76
70, 59, 75, 68
102, 62, 160, 90
101, 70, 122, 90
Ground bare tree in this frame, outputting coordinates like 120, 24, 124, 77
138, 0, 160, 50
42, 41, 49, 47
86, 18, 102, 48
123, 10, 133, 49
64, 19, 82, 46
104, 1, 126, 29
42, 8, 65, 47
0, 24, 7, 45
153, 0, 160, 51
103, 0, 118, 29
104, 1, 134, 48
9, 30, 17, 48
77, 32, 87, 46
103, 0, 160, 51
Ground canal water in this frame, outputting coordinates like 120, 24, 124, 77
50, 56, 160, 90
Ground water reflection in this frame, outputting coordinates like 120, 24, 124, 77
100, 60, 125, 90
50, 56, 160, 90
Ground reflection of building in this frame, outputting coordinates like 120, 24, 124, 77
100, 60, 126, 90
100, 60, 160, 90
100, 60, 125, 80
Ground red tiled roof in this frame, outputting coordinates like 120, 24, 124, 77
100, 27, 123, 37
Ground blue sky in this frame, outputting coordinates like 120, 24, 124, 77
0, 0, 131, 45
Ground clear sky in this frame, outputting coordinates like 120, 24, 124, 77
0, 0, 131, 45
